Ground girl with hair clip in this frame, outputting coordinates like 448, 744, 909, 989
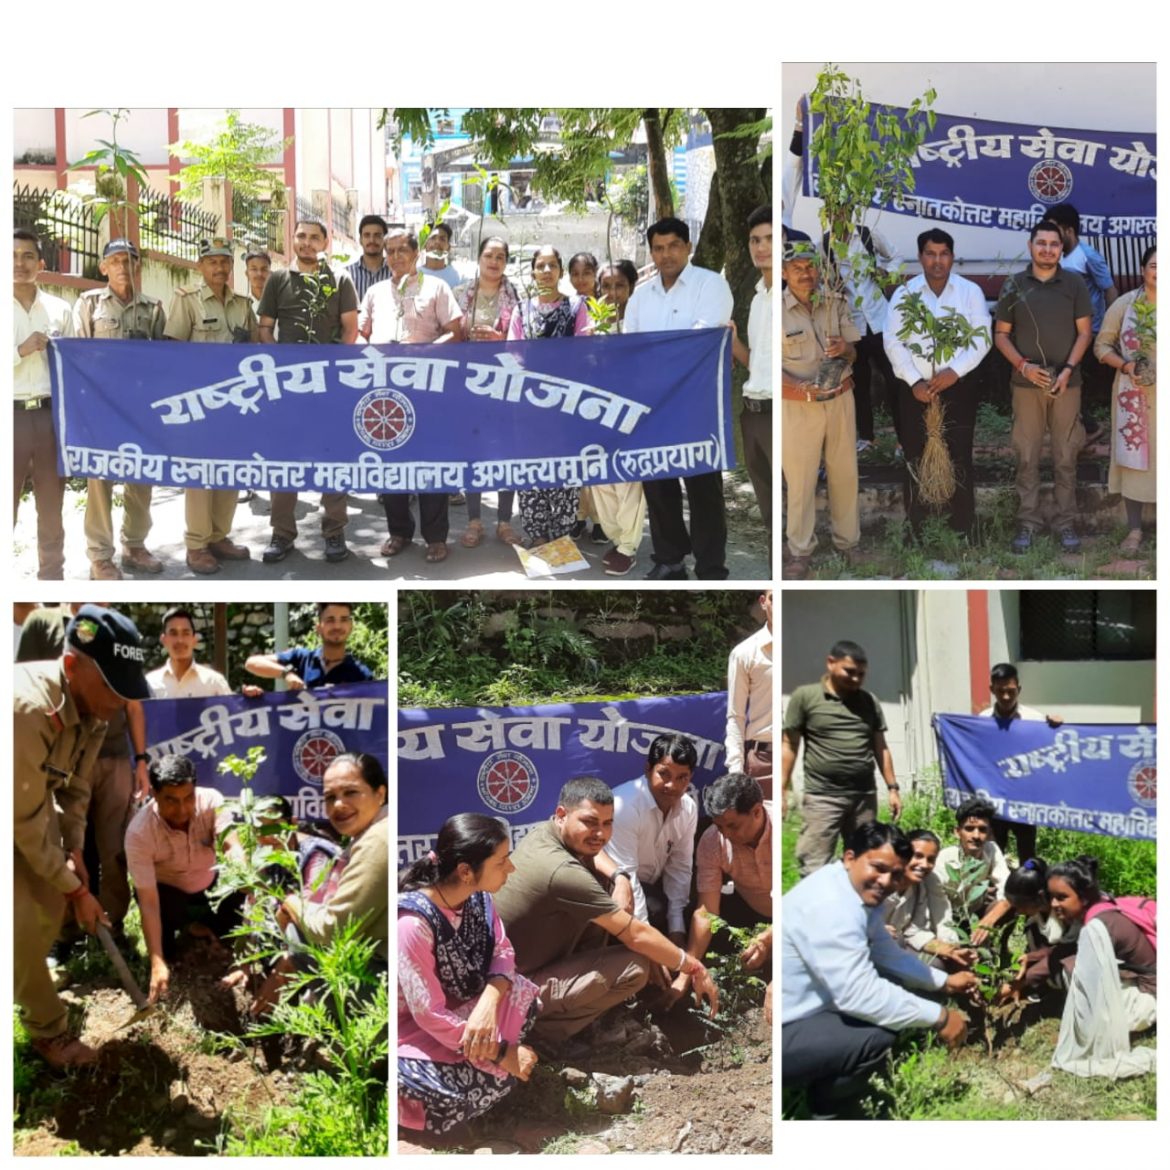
398, 814, 540, 1135
1047, 855, 1156, 1078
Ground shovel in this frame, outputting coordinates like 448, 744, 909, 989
96, 924, 161, 1027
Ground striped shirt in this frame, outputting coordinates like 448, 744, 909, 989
345, 257, 392, 301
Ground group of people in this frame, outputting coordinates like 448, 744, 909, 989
14, 600, 386, 1069
397, 755, 773, 1136
780, 105, 1156, 576
15, 202, 772, 581
782, 803, 1157, 1116
780, 637, 1156, 1114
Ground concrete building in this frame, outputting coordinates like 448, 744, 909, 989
781, 588, 1155, 794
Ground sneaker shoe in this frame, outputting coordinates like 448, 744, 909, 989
1058, 527, 1081, 553
644, 562, 688, 581
121, 545, 163, 574
591, 523, 609, 545
569, 519, 588, 539
856, 439, 875, 454
262, 535, 294, 563
603, 549, 636, 576
1010, 527, 1034, 555
89, 558, 123, 581
324, 535, 349, 563
31, 1033, 99, 1070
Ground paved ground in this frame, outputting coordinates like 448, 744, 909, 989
14, 479, 771, 584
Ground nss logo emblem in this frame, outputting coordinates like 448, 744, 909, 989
477, 750, 539, 814
293, 729, 346, 785
353, 389, 416, 451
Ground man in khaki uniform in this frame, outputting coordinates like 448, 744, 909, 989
781, 239, 862, 580
74, 239, 167, 581
165, 238, 258, 574
14, 605, 149, 1068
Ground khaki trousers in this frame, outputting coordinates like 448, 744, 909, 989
782, 392, 860, 558
184, 487, 239, 549
746, 740, 773, 802
591, 483, 647, 556
90, 756, 134, 925
527, 945, 650, 1046
796, 789, 877, 878
14, 406, 66, 578
269, 492, 348, 541
85, 479, 153, 563
14, 849, 70, 1039
1011, 382, 1084, 530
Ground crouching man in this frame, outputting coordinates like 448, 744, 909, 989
782, 822, 978, 1117
124, 754, 240, 1003
494, 777, 719, 1054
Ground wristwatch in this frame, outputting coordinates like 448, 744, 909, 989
134, 752, 149, 763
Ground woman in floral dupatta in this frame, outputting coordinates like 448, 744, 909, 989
507, 245, 591, 546
1095, 245, 1157, 554
399, 814, 539, 1136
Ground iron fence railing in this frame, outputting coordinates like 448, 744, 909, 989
231, 190, 284, 254
139, 188, 220, 262
14, 181, 101, 278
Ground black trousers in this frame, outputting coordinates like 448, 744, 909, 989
740, 403, 772, 533
781, 1009, 898, 1111
897, 374, 978, 538
155, 883, 244, 961
643, 471, 728, 579
991, 816, 1037, 864
853, 329, 900, 443
380, 492, 449, 543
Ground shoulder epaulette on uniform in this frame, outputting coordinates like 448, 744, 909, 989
174, 286, 194, 298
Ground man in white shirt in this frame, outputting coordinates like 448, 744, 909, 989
731, 207, 773, 542
624, 217, 734, 581
146, 606, 232, 699
13, 229, 73, 579
602, 733, 699, 943
976, 662, 1060, 862
726, 590, 772, 799
782, 822, 976, 1117
885, 228, 991, 540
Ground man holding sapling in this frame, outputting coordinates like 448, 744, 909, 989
993, 220, 1093, 554
885, 228, 991, 539
780, 241, 862, 580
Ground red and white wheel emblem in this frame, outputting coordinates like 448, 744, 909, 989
293, 729, 346, 785
353, 389, 416, 451
1028, 159, 1073, 204
477, 750, 539, 814
1127, 761, 1156, 806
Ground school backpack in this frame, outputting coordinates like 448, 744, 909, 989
1084, 896, 1157, 952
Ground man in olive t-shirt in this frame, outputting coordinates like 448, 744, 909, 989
781, 639, 902, 877
495, 777, 719, 1050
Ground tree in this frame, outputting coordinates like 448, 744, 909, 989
169, 109, 291, 203
386, 108, 685, 224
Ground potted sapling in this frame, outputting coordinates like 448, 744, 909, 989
894, 292, 991, 504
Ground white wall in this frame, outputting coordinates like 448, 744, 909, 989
781, 62, 1156, 266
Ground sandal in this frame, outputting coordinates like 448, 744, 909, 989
425, 542, 449, 563
381, 535, 409, 557
496, 522, 521, 546
460, 519, 485, 548
1119, 529, 1143, 555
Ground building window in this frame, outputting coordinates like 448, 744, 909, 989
1019, 590, 1155, 661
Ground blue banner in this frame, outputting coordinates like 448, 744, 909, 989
143, 682, 389, 822
933, 714, 1156, 840
803, 100, 1156, 237
397, 692, 728, 866
49, 329, 733, 493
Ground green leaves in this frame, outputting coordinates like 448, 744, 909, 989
895, 292, 991, 372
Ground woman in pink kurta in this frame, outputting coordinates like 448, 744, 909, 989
398, 814, 540, 1135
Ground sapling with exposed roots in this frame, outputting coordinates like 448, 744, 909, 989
894, 294, 991, 505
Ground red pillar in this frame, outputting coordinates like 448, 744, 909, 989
283, 108, 296, 256
167, 108, 180, 195
967, 590, 990, 714
54, 108, 67, 189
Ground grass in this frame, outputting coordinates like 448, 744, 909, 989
397, 591, 750, 707
782, 790, 1157, 1120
